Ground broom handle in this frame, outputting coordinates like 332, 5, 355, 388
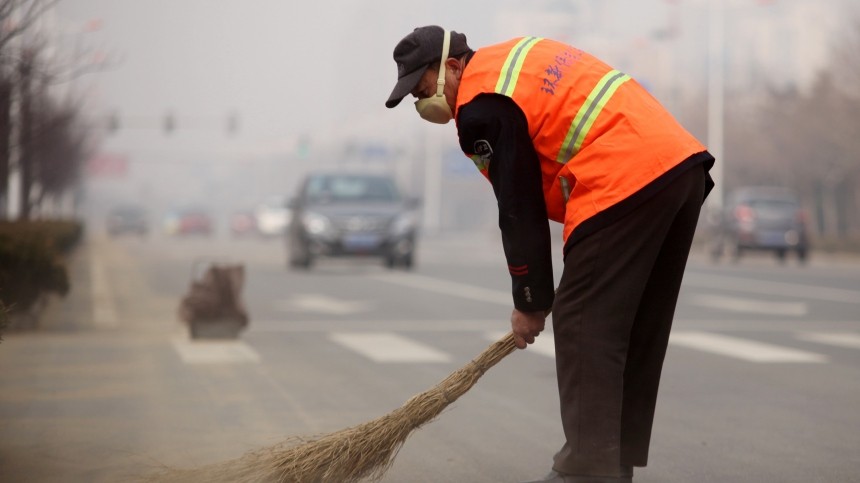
471, 304, 553, 375
467, 331, 517, 378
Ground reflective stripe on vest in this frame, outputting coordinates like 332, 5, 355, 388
456, 37, 708, 244
494, 37, 543, 96
489, 42, 632, 165
470, 154, 488, 171
556, 69, 631, 164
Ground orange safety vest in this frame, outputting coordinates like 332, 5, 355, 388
455, 37, 707, 244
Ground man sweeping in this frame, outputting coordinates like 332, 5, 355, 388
385, 26, 714, 483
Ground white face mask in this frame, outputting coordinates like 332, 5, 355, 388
414, 30, 453, 124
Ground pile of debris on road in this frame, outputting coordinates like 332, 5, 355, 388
178, 262, 249, 339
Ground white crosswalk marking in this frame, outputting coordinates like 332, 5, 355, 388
274, 294, 373, 315
689, 294, 808, 316
796, 332, 860, 350
171, 337, 261, 364
370, 273, 510, 305
90, 257, 118, 328
685, 274, 860, 304
490, 330, 830, 363
329, 332, 452, 363
171, 328, 855, 367
669, 331, 827, 363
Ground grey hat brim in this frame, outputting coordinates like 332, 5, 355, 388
385, 65, 429, 108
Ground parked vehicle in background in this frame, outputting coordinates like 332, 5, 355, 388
254, 196, 291, 237
286, 172, 420, 270
163, 207, 214, 236
709, 186, 810, 264
106, 204, 149, 237
229, 210, 258, 237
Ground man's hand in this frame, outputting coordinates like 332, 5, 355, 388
510, 308, 547, 349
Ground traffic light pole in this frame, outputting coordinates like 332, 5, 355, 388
707, 0, 725, 211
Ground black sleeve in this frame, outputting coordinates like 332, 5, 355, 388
457, 94, 554, 312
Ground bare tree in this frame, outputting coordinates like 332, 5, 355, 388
832, 17, 860, 99
16, 42, 34, 218
1, 1, 109, 219
830, 16, 860, 239
0, 0, 60, 215
13, 34, 95, 219
0, 74, 9, 210
30, 95, 91, 209
755, 33, 860, 241
0, 0, 58, 52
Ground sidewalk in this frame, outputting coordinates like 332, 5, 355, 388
0, 239, 293, 483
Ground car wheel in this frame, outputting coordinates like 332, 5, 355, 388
289, 254, 312, 270
288, 242, 313, 270
730, 243, 742, 263
384, 251, 414, 270
707, 238, 723, 263
797, 246, 809, 265
384, 254, 396, 269
775, 249, 787, 264
399, 252, 415, 270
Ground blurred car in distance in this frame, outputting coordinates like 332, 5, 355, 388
254, 196, 291, 237
163, 207, 214, 236
229, 210, 258, 237
286, 172, 420, 270
709, 186, 810, 264
106, 204, 149, 237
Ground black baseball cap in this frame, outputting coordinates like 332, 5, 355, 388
385, 25, 470, 108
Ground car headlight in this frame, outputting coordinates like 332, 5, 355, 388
302, 212, 332, 235
391, 212, 417, 236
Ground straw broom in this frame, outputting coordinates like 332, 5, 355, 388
149, 331, 519, 483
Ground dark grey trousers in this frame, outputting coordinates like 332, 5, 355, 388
551, 165, 706, 477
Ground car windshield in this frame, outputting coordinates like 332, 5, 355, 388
306, 175, 399, 203
746, 198, 798, 221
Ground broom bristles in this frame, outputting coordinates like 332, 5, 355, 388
148, 332, 518, 482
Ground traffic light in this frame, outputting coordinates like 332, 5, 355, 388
164, 111, 176, 135
107, 112, 120, 134
226, 111, 239, 136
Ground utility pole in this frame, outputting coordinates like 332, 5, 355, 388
707, 0, 725, 211
17, 47, 33, 220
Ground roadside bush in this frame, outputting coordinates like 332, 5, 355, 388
0, 219, 84, 255
0, 219, 83, 318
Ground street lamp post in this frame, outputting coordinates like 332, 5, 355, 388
707, 0, 725, 211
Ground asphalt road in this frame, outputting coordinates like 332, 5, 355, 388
1, 230, 858, 483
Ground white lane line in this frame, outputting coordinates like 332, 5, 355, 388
90, 256, 118, 328
685, 274, 860, 304
273, 294, 374, 315
370, 273, 510, 306
670, 331, 827, 363
796, 332, 860, 350
248, 319, 860, 333
329, 332, 451, 363
486, 331, 556, 358
490, 330, 830, 363
689, 294, 807, 316
171, 337, 261, 364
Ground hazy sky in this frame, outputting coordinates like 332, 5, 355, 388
50, 0, 856, 169
46, 0, 856, 224
53, 1, 524, 161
